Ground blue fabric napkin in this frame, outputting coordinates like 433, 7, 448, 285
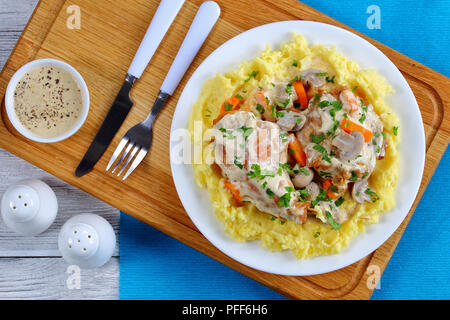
120, 0, 450, 299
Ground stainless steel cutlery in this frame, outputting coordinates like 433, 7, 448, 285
106, 1, 220, 180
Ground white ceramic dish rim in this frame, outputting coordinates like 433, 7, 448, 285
170, 21, 425, 276
5, 58, 90, 143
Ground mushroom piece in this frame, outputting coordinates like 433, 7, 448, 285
276, 111, 306, 131
351, 180, 372, 203
377, 138, 388, 160
332, 131, 364, 161
305, 181, 320, 200
301, 69, 326, 88
292, 167, 314, 189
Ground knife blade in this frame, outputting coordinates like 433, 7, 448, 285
75, 77, 134, 177
75, 0, 185, 177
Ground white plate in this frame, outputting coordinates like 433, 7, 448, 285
169, 21, 425, 276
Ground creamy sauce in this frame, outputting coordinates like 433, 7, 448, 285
213, 70, 386, 226
13, 65, 82, 138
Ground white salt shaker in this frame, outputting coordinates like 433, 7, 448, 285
58, 213, 116, 268
1, 179, 58, 236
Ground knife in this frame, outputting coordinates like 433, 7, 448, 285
75, 0, 185, 177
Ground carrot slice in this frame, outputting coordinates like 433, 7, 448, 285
340, 119, 373, 142
292, 81, 309, 109
224, 180, 243, 204
323, 179, 340, 199
219, 96, 241, 115
288, 134, 307, 166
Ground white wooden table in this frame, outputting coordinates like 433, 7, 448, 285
0, 0, 119, 299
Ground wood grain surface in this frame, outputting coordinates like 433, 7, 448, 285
0, 0, 448, 300
0, 0, 119, 300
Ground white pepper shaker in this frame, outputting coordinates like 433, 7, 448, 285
58, 213, 116, 268
1, 179, 58, 236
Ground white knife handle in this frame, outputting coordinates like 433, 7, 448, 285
127, 0, 185, 79
160, 1, 220, 95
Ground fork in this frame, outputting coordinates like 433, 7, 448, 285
106, 1, 220, 180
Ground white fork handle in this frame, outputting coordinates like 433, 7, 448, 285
127, 0, 185, 79
160, 1, 220, 95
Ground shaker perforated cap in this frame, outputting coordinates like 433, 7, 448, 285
1, 179, 58, 236
58, 213, 116, 269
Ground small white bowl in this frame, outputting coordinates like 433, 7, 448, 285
5, 58, 90, 143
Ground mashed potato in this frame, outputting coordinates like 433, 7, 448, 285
188, 33, 400, 259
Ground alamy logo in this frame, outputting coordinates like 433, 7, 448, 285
367, 5, 381, 29
66, 265, 81, 289
66, 5, 81, 30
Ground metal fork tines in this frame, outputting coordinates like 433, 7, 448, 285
106, 91, 169, 180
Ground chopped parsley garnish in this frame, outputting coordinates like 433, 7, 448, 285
361, 100, 368, 113
278, 192, 291, 208
278, 186, 295, 208
319, 100, 331, 109
271, 216, 276, 221
351, 170, 358, 181
244, 70, 258, 82
316, 72, 328, 76
289, 147, 295, 155
299, 167, 310, 176
362, 171, 369, 179
365, 188, 380, 202
311, 188, 330, 207
313, 231, 321, 238
280, 220, 286, 225
247, 164, 275, 180
285, 84, 293, 95
310, 133, 326, 144
374, 132, 381, 137
292, 59, 299, 67
277, 99, 290, 109
234, 157, 243, 169
313, 144, 332, 163
382, 132, 387, 138
376, 146, 381, 153
256, 103, 265, 114
310, 93, 320, 105
298, 188, 309, 197
224, 102, 233, 111
279, 163, 294, 174
289, 75, 301, 84
239, 126, 254, 140
219, 127, 234, 139
325, 75, 335, 83
285, 186, 295, 193
327, 120, 340, 137
329, 101, 343, 119
359, 113, 366, 124
266, 188, 274, 199
326, 211, 342, 230
279, 133, 289, 142
335, 197, 345, 207
262, 181, 267, 188
319, 171, 332, 178
352, 86, 358, 93
235, 93, 244, 100
393, 126, 399, 136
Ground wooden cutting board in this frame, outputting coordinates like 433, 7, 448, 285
1, 0, 449, 300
